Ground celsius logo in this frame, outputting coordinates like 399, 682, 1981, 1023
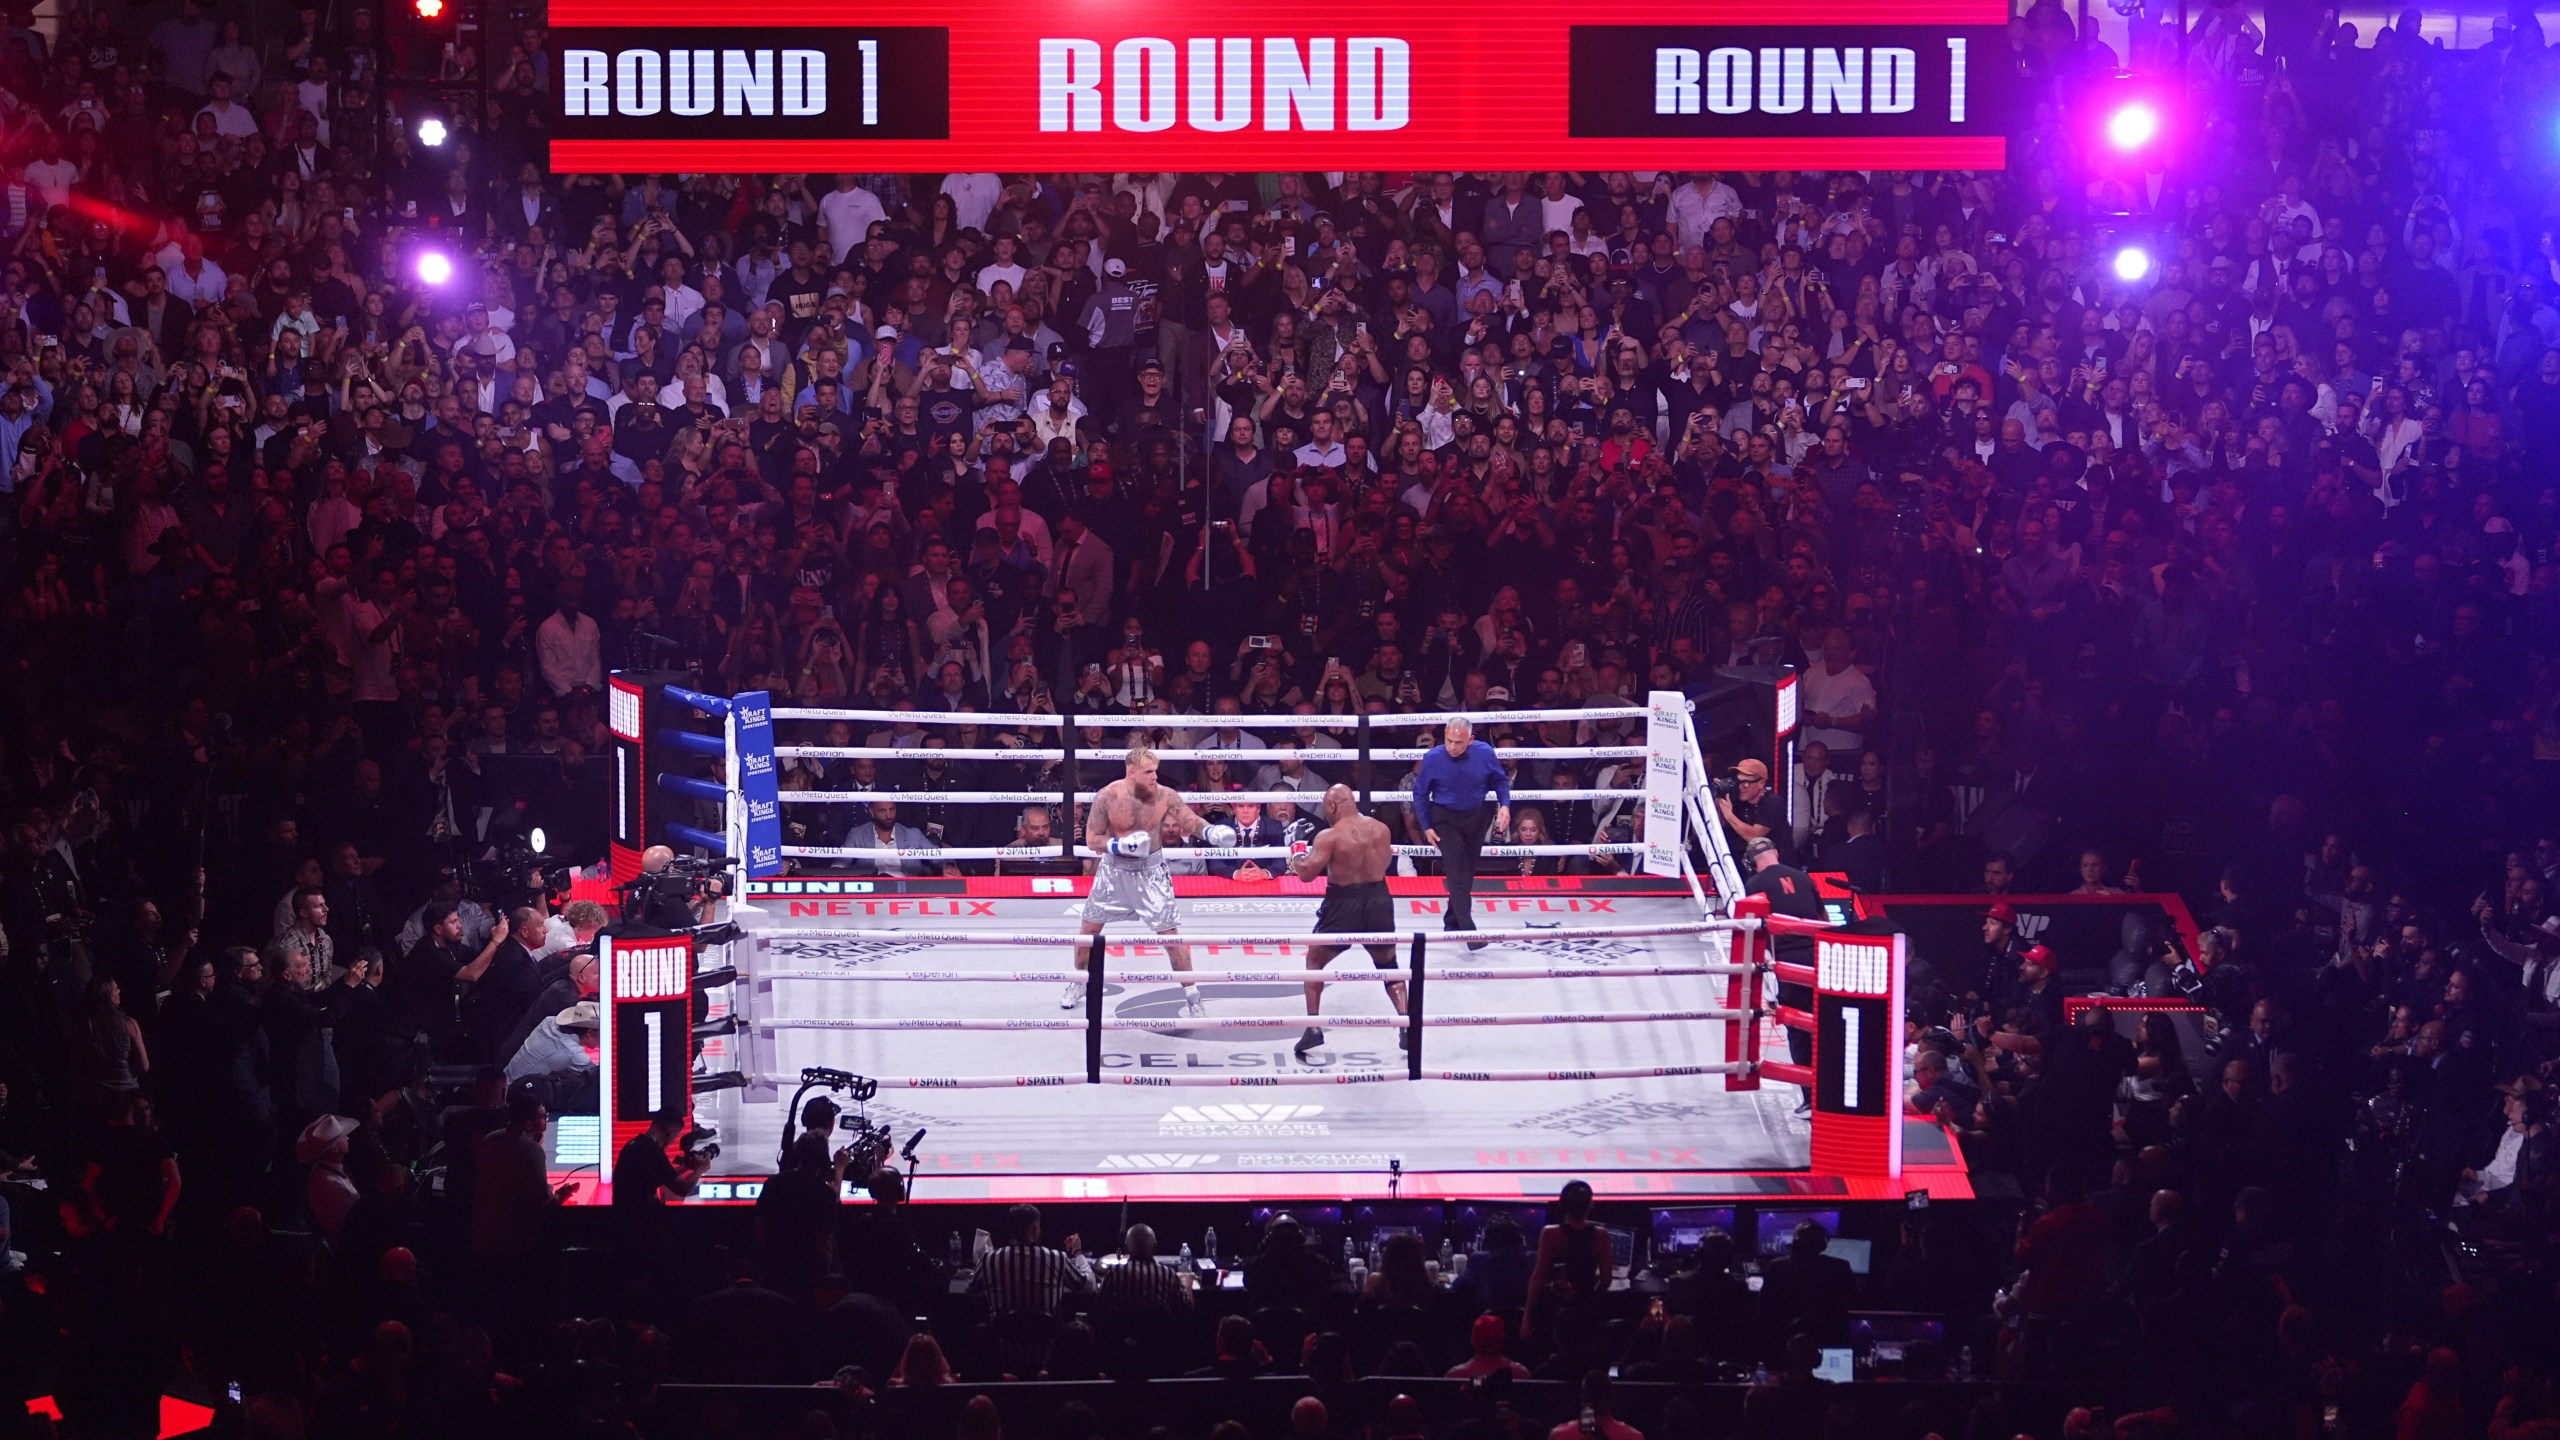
1097, 1153, 1224, 1170
1158, 1103, 1330, 1137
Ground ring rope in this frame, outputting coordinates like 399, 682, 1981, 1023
778, 788, 1641, 806
748, 920, 1753, 947
847, 1061, 1751, 1090
748, 963, 1760, 984
766, 704, 1653, 730
758, 1008, 1750, 1033
769, 745, 1652, 763
778, 842, 1647, 862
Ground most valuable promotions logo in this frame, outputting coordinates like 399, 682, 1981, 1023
1158, 1103, 1331, 1138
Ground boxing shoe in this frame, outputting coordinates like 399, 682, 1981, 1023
1180, 990, 1208, 1018
1060, 978, 1088, 1010
1294, 1025, 1325, 1058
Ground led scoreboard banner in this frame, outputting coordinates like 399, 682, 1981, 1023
547, 0, 2008, 173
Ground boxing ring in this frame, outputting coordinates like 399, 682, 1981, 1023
588, 677, 1963, 1203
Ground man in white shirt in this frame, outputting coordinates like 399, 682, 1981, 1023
162, 236, 227, 307
975, 234, 1029, 295
349, 568, 406, 708
940, 172, 1002, 232
460, 304, 516, 365
1537, 172, 1584, 237
193, 72, 259, 138
818, 175, 887, 265
1798, 628, 1877, 759
23, 139, 77, 210
1668, 173, 1743, 253
533, 582, 604, 697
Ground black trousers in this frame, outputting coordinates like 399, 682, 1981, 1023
1780, 980, 1814, 1071
1429, 803, 1493, 932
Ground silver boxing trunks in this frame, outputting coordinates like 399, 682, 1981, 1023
1081, 856, 1178, 931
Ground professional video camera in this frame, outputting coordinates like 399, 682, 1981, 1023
619, 853, 731, 926
779, 1067, 896, 1180
680, 1125, 722, 1168
462, 826, 573, 912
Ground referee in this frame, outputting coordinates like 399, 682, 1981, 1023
1413, 717, 1512, 951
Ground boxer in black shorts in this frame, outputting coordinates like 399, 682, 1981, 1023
1288, 785, 1408, 1058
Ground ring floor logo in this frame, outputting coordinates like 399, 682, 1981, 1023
1515, 1090, 1727, 1139
1158, 1103, 1331, 1138
1096, 1153, 1224, 1170
768, 937, 934, 968
1512, 938, 1648, 966
1238, 1152, 1400, 1169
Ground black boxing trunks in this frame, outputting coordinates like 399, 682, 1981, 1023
1313, 879, 1396, 962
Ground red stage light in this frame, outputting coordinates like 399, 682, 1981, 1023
413, 0, 446, 18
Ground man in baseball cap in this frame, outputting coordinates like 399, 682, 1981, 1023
1971, 902, 2024, 1006
1716, 757, 1775, 857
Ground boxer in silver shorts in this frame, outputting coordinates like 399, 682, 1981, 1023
1067, 744, 1235, 1015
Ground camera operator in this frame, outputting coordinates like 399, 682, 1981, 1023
612, 1105, 708, 1209
628, 844, 715, 929
1715, 758, 1777, 859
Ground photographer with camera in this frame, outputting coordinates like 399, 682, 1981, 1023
1714, 758, 1776, 858
612, 1106, 708, 1210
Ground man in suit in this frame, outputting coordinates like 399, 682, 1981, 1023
457, 906, 544, 1062
275, 111, 335, 183
496, 161, 561, 245
1831, 807, 1884, 893
916, 660, 988, 715
133, 265, 194, 354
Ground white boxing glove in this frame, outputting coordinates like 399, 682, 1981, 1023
1107, 832, 1156, 859
1201, 824, 1238, 848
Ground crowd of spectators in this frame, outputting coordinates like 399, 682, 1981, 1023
5, 0, 2560, 1435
